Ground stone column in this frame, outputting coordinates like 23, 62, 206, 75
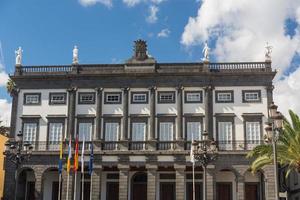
146, 164, 157, 200
95, 88, 103, 140
67, 87, 77, 139
176, 86, 184, 150
204, 86, 214, 139
207, 168, 216, 200
149, 86, 157, 150
264, 165, 276, 200
91, 167, 102, 200
61, 170, 74, 200
175, 164, 185, 200
9, 89, 19, 138
120, 87, 129, 150
118, 164, 129, 200
34, 167, 43, 200
3, 160, 17, 200
237, 176, 245, 200
266, 85, 274, 115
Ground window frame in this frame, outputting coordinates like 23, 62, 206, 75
130, 117, 148, 141
242, 114, 263, 143
21, 118, 40, 144
215, 115, 236, 150
104, 92, 122, 104
157, 117, 176, 141
215, 90, 234, 103
184, 91, 203, 103
185, 117, 203, 141
131, 92, 149, 104
242, 90, 262, 103
76, 117, 94, 141
157, 91, 176, 104
103, 118, 121, 141
78, 92, 96, 105
49, 92, 67, 105
24, 93, 41, 105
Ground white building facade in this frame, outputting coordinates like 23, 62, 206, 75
4, 40, 277, 200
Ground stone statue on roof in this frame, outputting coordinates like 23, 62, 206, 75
73, 45, 79, 64
265, 42, 273, 61
202, 42, 210, 62
15, 47, 23, 65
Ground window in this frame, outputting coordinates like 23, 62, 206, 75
105, 92, 122, 104
105, 122, 119, 141
23, 122, 38, 143
243, 90, 261, 102
24, 93, 41, 105
158, 91, 175, 103
49, 93, 66, 105
217, 121, 233, 150
246, 122, 261, 142
186, 122, 202, 141
159, 122, 174, 141
78, 122, 93, 141
131, 92, 148, 104
215, 91, 234, 103
131, 122, 146, 141
78, 92, 95, 104
185, 91, 202, 103
48, 122, 63, 150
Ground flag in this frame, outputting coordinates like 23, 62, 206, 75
74, 135, 79, 172
58, 137, 63, 174
67, 135, 72, 173
89, 142, 94, 175
190, 134, 195, 164
81, 135, 85, 174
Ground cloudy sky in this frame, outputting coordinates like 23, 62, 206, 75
0, 0, 300, 126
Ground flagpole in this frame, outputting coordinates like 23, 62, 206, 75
66, 172, 70, 200
90, 171, 93, 200
193, 161, 195, 200
82, 170, 85, 200
58, 173, 62, 200
74, 172, 77, 200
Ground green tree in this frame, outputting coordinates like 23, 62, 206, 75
0, 121, 6, 134
247, 110, 300, 176
6, 78, 16, 95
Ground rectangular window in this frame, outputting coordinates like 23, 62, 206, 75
105, 92, 122, 104
246, 122, 261, 141
131, 122, 146, 141
218, 121, 233, 150
24, 93, 41, 105
78, 93, 95, 104
105, 122, 119, 141
243, 90, 261, 102
48, 122, 63, 150
215, 91, 234, 103
158, 91, 175, 103
159, 122, 174, 141
131, 92, 148, 104
49, 93, 66, 105
23, 122, 38, 143
185, 91, 202, 103
186, 122, 202, 141
78, 122, 93, 141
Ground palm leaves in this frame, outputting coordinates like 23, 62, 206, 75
6, 78, 16, 95
0, 121, 6, 134
247, 110, 300, 176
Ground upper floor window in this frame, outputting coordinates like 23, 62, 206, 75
186, 121, 202, 141
158, 91, 175, 104
246, 121, 261, 142
24, 93, 41, 105
185, 91, 203, 103
242, 90, 261, 103
49, 93, 66, 105
78, 121, 93, 141
215, 90, 234, 103
131, 92, 148, 104
78, 92, 95, 104
104, 92, 122, 104
23, 121, 39, 143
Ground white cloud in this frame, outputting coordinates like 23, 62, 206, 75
0, 99, 11, 127
274, 66, 300, 117
78, 0, 113, 8
151, 0, 165, 4
146, 5, 159, 23
123, 0, 142, 7
157, 28, 170, 38
181, 0, 300, 75
0, 42, 8, 87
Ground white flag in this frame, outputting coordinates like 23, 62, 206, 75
190, 134, 195, 164
81, 135, 85, 174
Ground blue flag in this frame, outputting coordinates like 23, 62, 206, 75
89, 142, 94, 175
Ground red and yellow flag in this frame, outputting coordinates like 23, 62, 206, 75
67, 135, 72, 173
74, 135, 79, 172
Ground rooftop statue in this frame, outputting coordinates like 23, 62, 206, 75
73, 45, 79, 64
265, 42, 273, 61
202, 42, 210, 62
15, 47, 23, 65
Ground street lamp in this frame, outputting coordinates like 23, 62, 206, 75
265, 102, 284, 200
192, 131, 218, 200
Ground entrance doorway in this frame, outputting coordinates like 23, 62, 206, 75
131, 172, 147, 200
216, 182, 232, 200
245, 183, 259, 200
160, 182, 175, 200
106, 182, 119, 200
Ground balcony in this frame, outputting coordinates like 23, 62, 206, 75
25, 140, 264, 152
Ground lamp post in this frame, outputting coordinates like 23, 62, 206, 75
192, 131, 218, 200
4, 131, 33, 200
264, 102, 283, 200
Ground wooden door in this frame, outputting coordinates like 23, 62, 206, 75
52, 182, 59, 200
216, 183, 232, 200
160, 182, 175, 200
106, 182, 119, 200
132, 183, 147, 200
186, 182, 202, 200
245, 183, 259, 200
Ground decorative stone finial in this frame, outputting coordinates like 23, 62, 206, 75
265, 42, 273, 61
15, 47, 23, 65
73, 45, 79, 64
202, 41, 210, 62
134, 39, 148, 61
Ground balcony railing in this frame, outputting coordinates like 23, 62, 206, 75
25, 140, 264, 152
209, 62, 269, 72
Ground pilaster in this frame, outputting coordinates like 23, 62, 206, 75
237, 176, 245, 200
118, 164, 129, 200
266, 85, 274, 114
34, 167, 43, 200
149, 86, 157, 150
264, 165, 276, 200
146, 164, 158, 200
95, 87, 103, 140
90, 167, 102, 200
67, 87, 77, 139
207, 168, 216, 200
174, 164, 185, 200
61, 170, 74, 200
9, 89, 19, 138
176, 86, 184, 150
204, 85, 214, 139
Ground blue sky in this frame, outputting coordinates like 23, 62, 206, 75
1, 0, 300, 125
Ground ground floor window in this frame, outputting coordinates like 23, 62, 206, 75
106, 173, 119, 200
159, 173, 176, 200
186, 173, 203, 200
